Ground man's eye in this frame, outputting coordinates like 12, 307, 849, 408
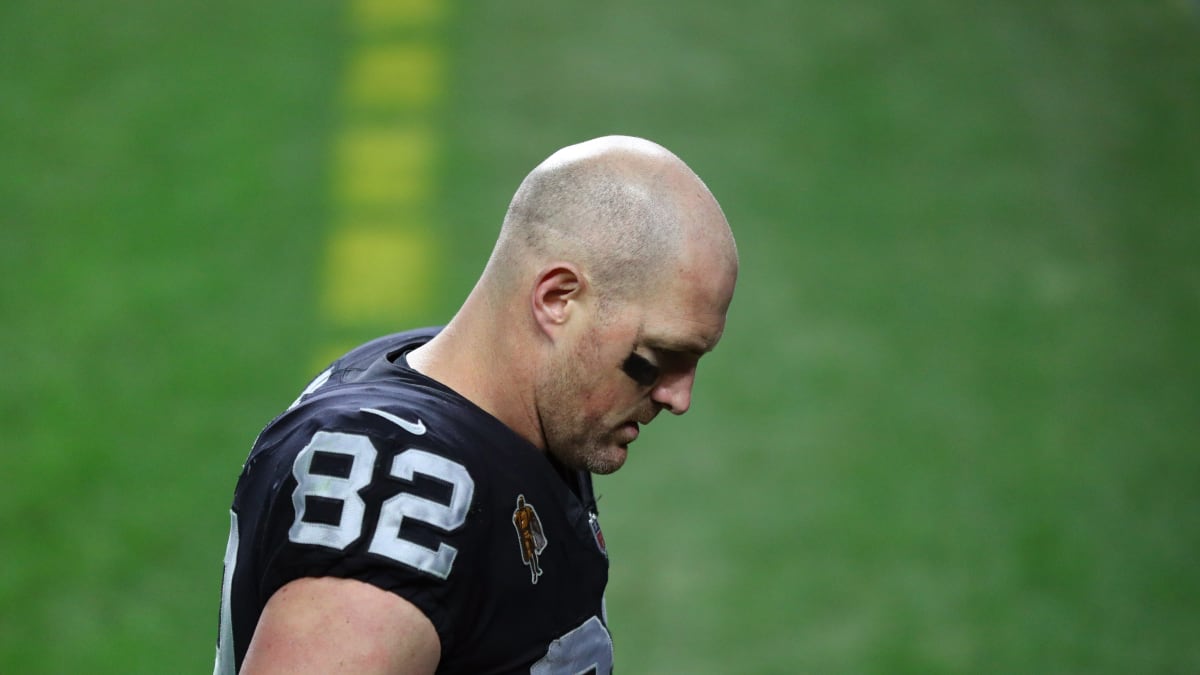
621, 353, 660, 387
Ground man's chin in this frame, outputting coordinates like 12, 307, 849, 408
548, 438, 630, 475
588, 445, 628, 475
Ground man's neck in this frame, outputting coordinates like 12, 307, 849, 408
407, 311, 545, 451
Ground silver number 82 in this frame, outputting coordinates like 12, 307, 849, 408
287, 430, 475, 580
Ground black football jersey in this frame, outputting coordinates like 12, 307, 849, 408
214, 328, 613, 674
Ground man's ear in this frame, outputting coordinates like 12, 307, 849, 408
531, 263, 585, 337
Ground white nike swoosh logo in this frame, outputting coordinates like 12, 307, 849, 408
361, 407, 427, 436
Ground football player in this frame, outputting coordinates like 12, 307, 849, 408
214, 135, 739, 674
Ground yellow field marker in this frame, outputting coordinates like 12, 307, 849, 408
344, 43, 442, 109
334, 126, 434, 209
320, 225, 435, 324
314, 0, 446, 372
350, 0, 444, 30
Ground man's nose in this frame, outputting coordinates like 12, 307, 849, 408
650, 369, 695, 415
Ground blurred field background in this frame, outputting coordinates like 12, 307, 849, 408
3, 0, 1199, 672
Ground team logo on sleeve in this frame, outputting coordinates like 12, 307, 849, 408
512, 494, 548, 584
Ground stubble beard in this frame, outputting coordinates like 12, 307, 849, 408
535, 344, 628, 475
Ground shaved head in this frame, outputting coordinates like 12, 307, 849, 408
411, 135, 738, 473
485, 135, 736, 306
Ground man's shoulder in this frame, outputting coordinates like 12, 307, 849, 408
253, 382, 493, 472
249, 328, 521, 476
332, 327, 441, 372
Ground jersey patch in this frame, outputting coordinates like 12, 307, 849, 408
588, 512, 607, 558
512, 494, 548, 584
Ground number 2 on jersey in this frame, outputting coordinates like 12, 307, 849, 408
288, 430, 475, 579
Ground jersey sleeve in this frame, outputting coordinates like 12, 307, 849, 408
235, 403, 488, 652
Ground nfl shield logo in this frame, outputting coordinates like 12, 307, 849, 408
588, 511, 607, 558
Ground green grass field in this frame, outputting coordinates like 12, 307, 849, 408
3, 1, 1199, 672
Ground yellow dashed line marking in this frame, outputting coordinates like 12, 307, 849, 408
314, 0, 446, 371
320, 226, 435, 324
334, 126, 435, 210
350, 0, 445, 29
344, 44, 442, 108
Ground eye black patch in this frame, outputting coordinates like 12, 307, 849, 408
621, 353, 660, 387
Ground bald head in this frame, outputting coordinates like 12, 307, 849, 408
410, 136, 739, 468
485, 135, 736, 305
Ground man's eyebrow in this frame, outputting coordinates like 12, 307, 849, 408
641, 336, 712, 357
